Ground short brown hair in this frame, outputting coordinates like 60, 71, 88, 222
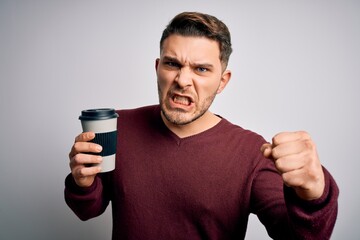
160, 12, 232, 68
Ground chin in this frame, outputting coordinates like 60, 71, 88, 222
161, 108, 193, 125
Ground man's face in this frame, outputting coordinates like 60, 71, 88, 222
156, 35, 229, 126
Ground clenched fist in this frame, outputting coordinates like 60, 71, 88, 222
261, 131, 325, 201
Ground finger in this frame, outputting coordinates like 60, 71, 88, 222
72, 165, 102, 179
69, 132, 98, 160
260, 143, 273, 158
272, 131, 311, 146
271, 138, 316, 160
70, 153, 102, 167
271, 141, 301, 159
69, 141, 103, 160
281, 167, 319, 189
75, 132, 96, 143
274, 154, 304, 174
281, 168, 305, 188
74, 141, 103, 154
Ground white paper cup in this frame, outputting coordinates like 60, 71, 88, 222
79, 108, 119, 172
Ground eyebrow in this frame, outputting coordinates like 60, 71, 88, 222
193, 63, 214, 69
162, 56, 214, 69
162, 56, 179, 63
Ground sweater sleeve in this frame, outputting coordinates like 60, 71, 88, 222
250, 155, 339, 239
283, 167, 339, 240
64, 173, 111, 221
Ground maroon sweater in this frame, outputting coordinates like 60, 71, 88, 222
65, 105, 338, 239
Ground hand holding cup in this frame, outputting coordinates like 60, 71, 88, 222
68, 108, 119, 188
69, 132, 103, 187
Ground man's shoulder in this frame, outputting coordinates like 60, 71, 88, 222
115, 105, 161, 129
218, 117, 266, 144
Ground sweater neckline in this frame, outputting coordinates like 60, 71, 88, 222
153, 105, 227, 146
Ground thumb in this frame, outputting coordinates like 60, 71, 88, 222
261, 143, 273, 158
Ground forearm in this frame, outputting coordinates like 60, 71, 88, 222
251, 157, 339, 239
284, 167, 339, 239
64, 174, 110, 221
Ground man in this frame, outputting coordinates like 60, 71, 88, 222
65, 12, 338, 239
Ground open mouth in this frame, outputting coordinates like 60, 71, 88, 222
172, 95, 193, 106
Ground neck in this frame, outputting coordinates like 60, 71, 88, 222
161, 111, 221, 138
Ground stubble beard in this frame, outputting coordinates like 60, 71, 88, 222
157, 84, 217, 126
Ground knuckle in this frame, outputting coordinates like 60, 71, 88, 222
303, 139, 316, 151
272, 132, 287, 145
274, 159, 283, 171
74, 133, 84, 142
272, 135, 280, 145
68, 151, 73, 160
298, 130, 307, 136
298, 131, 310, 140
281, 172, 290, 184
71, 167, 80, 177
73, 154, 83, 164
307, 172, 317, 182
271, 147, 280, 159
73, 142, 82, 151
77, 167, 86, 178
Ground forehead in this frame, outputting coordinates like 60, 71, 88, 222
161, 35, 221, 63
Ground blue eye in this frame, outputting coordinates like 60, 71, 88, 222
197, 67, 208, 72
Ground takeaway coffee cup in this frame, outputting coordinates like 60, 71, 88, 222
79, 108, 119, 172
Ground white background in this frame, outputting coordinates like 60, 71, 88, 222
0, 0, 359, 239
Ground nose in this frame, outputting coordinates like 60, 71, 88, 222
175, 67, 193, 89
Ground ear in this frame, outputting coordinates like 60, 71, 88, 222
217, 70, 231, 94
155, 58, 160, 71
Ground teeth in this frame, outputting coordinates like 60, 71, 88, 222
174, 96, 190, 106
